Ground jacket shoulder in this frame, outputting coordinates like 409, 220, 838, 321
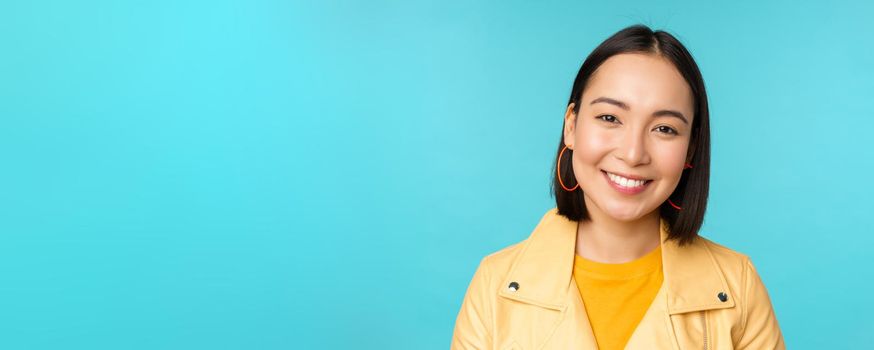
699, 235, 752, 265
479, 207, 560, 272
697, 235, 753, 284
481, 238, 528, 274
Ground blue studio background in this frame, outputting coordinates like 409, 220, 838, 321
2, 1, 872, 349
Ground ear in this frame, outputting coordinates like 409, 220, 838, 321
563, 103, 577, 149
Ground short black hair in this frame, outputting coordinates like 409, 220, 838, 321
550, 24, 710, 247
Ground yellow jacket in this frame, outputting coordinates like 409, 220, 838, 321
451, 208, 785, 349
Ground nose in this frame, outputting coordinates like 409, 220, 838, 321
615, 127, 651, 166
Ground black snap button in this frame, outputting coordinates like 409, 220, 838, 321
718, 292, 728, 302
508, 281, 520, 292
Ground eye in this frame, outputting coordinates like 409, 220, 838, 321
596, 114, 619, 124
655, 125, 678, 135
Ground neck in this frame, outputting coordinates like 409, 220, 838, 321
575, 204, 661, 264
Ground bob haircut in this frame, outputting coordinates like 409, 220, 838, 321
551, 24, 710, 247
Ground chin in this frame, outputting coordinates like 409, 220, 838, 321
584, 191, 655, 221
602, 202, 652, 222
606, 211, 645, 222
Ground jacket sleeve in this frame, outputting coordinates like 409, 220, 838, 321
450, 256, 494, 350
735, 257, 786, 350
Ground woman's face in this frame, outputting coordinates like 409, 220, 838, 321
563, 53, 694, 222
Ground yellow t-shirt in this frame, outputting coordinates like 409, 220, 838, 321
573, 245, 664, 350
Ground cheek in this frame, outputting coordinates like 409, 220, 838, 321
653, 143, 689, 183
574, 125, 612, 161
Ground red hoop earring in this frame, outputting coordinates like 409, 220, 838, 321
557, 145, 579, 192
667, 162, 694, 210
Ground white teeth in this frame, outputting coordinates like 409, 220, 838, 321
607, 172, 647, 188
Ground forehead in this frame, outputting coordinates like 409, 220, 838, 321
583, 53, 694, 117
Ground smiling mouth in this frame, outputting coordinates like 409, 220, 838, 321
601, 170, 653, 189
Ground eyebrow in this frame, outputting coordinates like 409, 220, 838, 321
589, 96, 689, 125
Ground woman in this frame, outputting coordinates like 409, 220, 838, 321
451, 25, 785, 350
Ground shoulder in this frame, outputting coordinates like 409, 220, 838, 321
478, 239, 528, 277
476, 207, 569, 271
699, 235, 753, 271
695, 235, 759, 293
473, 209, 553, 277
698, 233, 773, 287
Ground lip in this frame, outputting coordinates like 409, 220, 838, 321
602, 170, 652, 195
601, 169, 651, 181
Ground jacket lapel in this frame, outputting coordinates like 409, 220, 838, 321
497, 208, 737, 348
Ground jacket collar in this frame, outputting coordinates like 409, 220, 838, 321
498, 208, 735, 314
